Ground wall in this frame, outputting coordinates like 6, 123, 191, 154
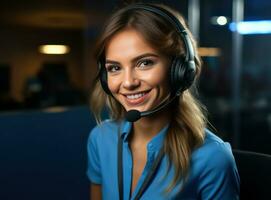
0, 26, 86, 102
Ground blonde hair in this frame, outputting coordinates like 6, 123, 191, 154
90, 3, 207, 192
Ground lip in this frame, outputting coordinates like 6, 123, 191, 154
122, 90, 151, 106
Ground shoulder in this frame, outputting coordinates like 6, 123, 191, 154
90, 119, 119, 134
192, 129, 236, 172
191, 129, 240, 199
88, 119, 119, 145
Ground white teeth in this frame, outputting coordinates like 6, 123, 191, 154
126, 92, 146, 99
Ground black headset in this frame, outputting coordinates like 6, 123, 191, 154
98, 3, 196, 97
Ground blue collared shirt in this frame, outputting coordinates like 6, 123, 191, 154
87, 120, 240, 200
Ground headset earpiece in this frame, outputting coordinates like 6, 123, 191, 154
171, 57, 196, 95
185, 60, 196, 87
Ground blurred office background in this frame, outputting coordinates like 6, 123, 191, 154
0, 0, 270, 199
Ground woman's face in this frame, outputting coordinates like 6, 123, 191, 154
105, 28, 170, 113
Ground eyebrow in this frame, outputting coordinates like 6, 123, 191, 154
105, 53, 159, 65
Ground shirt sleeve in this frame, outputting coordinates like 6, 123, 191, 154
86, 126, 102, 184
198, 142, 240, 200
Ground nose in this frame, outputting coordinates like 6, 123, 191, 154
122, 69, 140, 90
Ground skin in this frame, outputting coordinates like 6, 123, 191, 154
105, 29, 170, 115
91, 28, 172, 199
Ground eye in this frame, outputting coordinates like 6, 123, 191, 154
106, 65, 121, 73
138, 59, 155, 69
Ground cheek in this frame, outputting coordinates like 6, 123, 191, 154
142, 69, 169, 87
107, 76, 120, 93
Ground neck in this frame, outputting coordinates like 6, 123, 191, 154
130, 108, 171, 143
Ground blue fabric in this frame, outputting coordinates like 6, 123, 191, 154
87, 120, 240, 200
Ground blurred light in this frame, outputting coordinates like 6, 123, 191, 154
39, 45, 70, 54
198, 47, 221, 57
229, 20, 271, 34
42, 106, 68, 113
217, 16, 228, 25
211, 16, 229, 25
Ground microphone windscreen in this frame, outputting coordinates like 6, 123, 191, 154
125, 110, 141, 122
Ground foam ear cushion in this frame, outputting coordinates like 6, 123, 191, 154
170, 56, 196, 95
184, 60, 196, 90
170, 56, 186, 94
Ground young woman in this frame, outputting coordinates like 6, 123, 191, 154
87, 3, 240, 200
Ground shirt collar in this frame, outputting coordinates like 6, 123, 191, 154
120, 120, 169, 152
120, 120, 132, 141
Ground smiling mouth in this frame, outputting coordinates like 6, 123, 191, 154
123, 91, 150, 105
126, 92, 147, 99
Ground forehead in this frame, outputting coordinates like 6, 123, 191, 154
105, 28, 158, 59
